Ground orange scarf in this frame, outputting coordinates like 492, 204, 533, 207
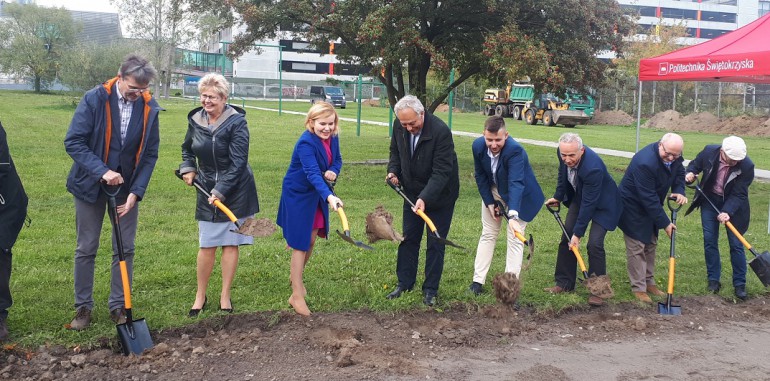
101, 76, 152, 167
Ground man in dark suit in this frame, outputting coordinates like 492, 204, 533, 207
544, 133, 622, 306
469, 116, 543, 296
386, 95, 460, 306
618, 133, 687, 303
0, 121, 28, 341
64, 54, 161, 330
685, 136, 754, 300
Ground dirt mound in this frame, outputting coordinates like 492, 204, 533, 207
361, 99, 381, 107
591, 110, 634, 125
679, 111, 720, 132
641, 110, 770, 137
717, 115, 770, 137
643, 109, 682, 129
435, 104, 461, 113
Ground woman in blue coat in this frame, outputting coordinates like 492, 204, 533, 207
277, 102, 343, 316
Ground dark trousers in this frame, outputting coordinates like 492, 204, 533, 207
0, 249, 12, 321
396, 201, 455, 294
554, 202, 608, 290
701, 193, 746, 287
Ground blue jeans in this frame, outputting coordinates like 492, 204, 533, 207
701, 196, 746, 287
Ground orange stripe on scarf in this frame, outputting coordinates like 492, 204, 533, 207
101, 76, 151, 167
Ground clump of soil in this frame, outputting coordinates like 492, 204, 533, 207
492, 272, 521, 305
365, 205, 403, 243
584, 274, 614, 299
238, 217, 276, 237
591, 110, 635, 125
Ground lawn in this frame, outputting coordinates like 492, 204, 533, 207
2, 91, 769, 348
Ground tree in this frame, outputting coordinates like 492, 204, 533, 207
212, 0, 633, 112
0, 3, 79, 92
59, 41, 141, 92
111, 0, 201, 98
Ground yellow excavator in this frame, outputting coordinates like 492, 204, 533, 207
522, 94, 590, 128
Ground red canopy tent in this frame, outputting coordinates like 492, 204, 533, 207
634, 13, 770, 149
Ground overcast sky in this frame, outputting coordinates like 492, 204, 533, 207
35, 0, 118, 13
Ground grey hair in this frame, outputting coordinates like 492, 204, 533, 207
559, 132, 583, 150
660, 132, 683, 145
394, 95, 425, 115
119, 54, 157, 86
198, 73, 230, 99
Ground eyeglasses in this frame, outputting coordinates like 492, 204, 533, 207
200, 94, 220, 101
661, 144, 682, 159
124, 87, 149, 95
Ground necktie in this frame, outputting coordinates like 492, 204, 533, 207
664, 162, 672, 169
411, 134, 418, 157
568, 167, 577, 189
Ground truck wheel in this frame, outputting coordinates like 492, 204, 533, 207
512, 106, 522, 120
484, 104, 494, 116
543, 111, 555, 126
525, 110, 537, 125
495, 105, 505, 117
564, 124, 576, 128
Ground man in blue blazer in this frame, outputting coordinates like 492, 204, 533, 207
386, 95, 460, 307
469, 116, 544, 296
685, 136, 754, 300
618, 133, 687, 303
544, 133, 621, 306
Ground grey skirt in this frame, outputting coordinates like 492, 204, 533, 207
199, 217, 254, 248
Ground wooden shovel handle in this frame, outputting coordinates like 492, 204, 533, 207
725, 221, 753, 250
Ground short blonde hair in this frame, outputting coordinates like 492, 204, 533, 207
198, 73, 229, 100
304, 102, 339, 135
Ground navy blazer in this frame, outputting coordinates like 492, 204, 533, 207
277, 130, 342, 251
553, 146, 622, 237
618, 142, 686, 243
472, 136, 544, 222
685, 144, 754, 233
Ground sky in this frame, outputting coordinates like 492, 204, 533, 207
35, 0, 119, 13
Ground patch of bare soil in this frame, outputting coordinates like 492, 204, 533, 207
642, 110, 770, 137
591, 110, 635, 126
3, 295, 770, 380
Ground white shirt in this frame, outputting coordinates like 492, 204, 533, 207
487, 148, 500, 185
115, 83, 134, 144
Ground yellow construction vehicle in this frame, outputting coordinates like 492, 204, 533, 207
522, 94, 590, 128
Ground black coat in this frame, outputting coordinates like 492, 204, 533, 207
0, 122, 28, 250
388, 112, 459, 210
685, 144, 754, 233
180, 105, 259, 222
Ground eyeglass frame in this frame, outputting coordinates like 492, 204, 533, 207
660, 144, 682, 160
200, 94, 221, 101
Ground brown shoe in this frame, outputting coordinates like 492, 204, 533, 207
68, 307, 92, 331
110, 307, 127, 325
646, 285, 666, 297
543, 285, 566, 294
634, 292, 652, 303
588, 295, 604, 307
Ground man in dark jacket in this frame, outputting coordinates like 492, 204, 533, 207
64, 54, 160, 330
544, 133, 622, 306
618, 133, 687, 303
685, 136, 754, 300
386, 95, 460, 306
469, 116, 543, 296
0, 121, 28, 341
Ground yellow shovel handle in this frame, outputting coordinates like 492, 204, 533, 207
515, 231, 528, 244
416, 209, 438, 233
667, 256, 676, 294
726, 221, 753, 250
212, 199, 239, 223
119, 261, 132, 309
571, 247, 588, 274
336, 206, 350, 231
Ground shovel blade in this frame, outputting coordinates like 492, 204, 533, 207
336, 230, 374, 250
748, 251, 770, 287
657, 302, 682, 315
428, 234, 468, 251
116, 318, 153, 355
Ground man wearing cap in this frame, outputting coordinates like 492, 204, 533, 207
685, 136, 754, 300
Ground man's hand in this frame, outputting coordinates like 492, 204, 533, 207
569, 235, 580, 250
664, 223, 676, 238
545, 198, 560, 207
670, 193, 688, 205
717, 212, 731, 223
117, 193, 137, 217
685, 172, 696, 184
386, 172, 399, 187
182, 171, 196, 186
507, 218, 522, 234
413, 198, 425, 214
102, 170, 124, 186
487, 204, 500, 222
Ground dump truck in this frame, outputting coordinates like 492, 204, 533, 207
522, 94, 590, 128
482, 83, 534, 120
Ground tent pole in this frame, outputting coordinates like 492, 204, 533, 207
636, 80, 643, 152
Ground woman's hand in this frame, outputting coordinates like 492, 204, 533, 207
324, 171, 337, 182
182, 171, 196, 186
327, 195, 343, 211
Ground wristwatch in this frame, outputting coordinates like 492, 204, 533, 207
507, 210, 519, 220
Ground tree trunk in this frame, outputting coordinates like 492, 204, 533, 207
34, 75, 41, 93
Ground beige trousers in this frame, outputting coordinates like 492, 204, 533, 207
473, 187, 527, 283
624, 233, 659, 292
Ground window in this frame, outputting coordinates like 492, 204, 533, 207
700, 11, 736, 23
661, 7, 698, 20
760, 1, 770, 17
699, 28, 730, 39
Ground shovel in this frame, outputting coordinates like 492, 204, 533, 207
174, 170, 263, 237
659, 196, 683, 315
325, 180, 374, 250
386, 178, 468, 251
102, 184, 153, 355
493, 200, 535, 265
547, 203, 589, 280
687, 179, 770, 287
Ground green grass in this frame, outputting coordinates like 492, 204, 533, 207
3, 90, 770, 349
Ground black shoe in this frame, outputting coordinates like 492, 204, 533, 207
423, 292, 437, 307
220, 299, 233, 313
188, 296, 207, 318
386, 286, 411, 300
0, 319, 8, 342
735, 285, 748, 301
708, 280, 721, 294
469, 282, 483, 296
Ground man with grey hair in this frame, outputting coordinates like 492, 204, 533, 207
685, 136, 754, 300
64, 54, 161, 330
617, 133, 687, 304
544, 133, 621, 306
386, 95, 459, 307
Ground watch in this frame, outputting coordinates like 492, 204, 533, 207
507, 210, 519, 220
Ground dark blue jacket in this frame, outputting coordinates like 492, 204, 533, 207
472, 136, 544, 222
685, 144, 754, 233
64, 81, 161, 203
0, 122, 28, 250
618, 142, 686, 243
277, 130, 342, 251
553, 146, 622, 237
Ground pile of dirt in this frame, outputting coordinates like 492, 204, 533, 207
435, 104, 461, 113
642, 110, 770, 137
591, 110, 635, 125
642, 109, 682, 129
361, 99, 382, 107
679, 111, 720, 132
717, 115, 770, 137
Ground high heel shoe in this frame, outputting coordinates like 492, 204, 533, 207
188, 296, 207, 318
220, 299, 233, 313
